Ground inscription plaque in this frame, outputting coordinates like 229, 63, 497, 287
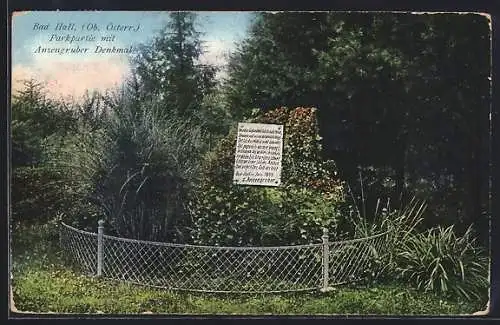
233, 122, 284, 186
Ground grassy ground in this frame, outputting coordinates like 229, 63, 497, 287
10, 223, 485, 315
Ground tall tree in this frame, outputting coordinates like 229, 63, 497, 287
225, 12, 330, 121
223, 12, 491, 240
11, 79, 77, 167
10, 80, 85, 225
133, 12, 217, 118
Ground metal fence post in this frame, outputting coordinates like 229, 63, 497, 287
321, 227, 332, 292
97, 219, 104, 277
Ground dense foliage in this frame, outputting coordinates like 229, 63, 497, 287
11, 80, 78, 168
10, 12, 490, 310
133, 12, 218, 120
395, 225, 489, 301
190, 107, 345, 246
11, 80, 80, 225
90, 100, 205, 242
225, 12, 490, 244
46, 96, 206, 242
345, 197, 489, 301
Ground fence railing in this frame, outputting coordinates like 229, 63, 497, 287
59, 221, 390, 293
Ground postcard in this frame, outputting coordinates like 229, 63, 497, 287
9, 10, 492, 316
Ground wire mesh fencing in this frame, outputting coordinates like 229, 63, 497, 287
59, 224, 98, 276
60, 221, 391, 293
328, 232, 390, 286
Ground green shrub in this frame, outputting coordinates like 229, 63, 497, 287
11, 216, 62, 259
11, 166, 62, 225
342, 194, 427, 284
11, 79, 78, 168
395, 225, 489, 301
94, 102, 205, 242
11, 165, 99, 228
38, 97, 207, 242
342, 186, 488, 301
190, 107, 345, 246
29, 129, 108, 231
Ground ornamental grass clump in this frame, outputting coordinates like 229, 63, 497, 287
395, 225, 489, 301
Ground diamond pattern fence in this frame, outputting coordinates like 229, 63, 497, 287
59, 224, 98, 276
60, 221, 391, 293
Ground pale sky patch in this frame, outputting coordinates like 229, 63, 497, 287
199, 39, 234, 67
198, 39, 236, 81
11, 11, 252, 99
12, 58, 130, 100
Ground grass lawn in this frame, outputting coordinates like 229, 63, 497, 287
10, 223, 486, 315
